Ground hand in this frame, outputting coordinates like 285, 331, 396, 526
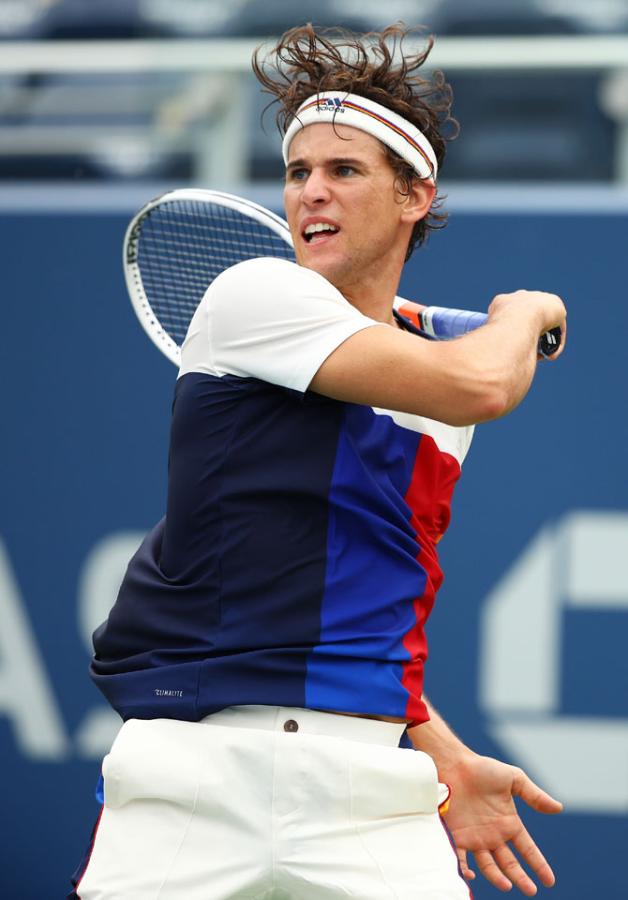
441, 752, 563, 895
489, 290, 567, 362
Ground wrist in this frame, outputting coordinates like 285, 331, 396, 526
489, 291, 562, 337
489, 301, 544, 337
434, 746, 480, 782
407, 720, 477, 776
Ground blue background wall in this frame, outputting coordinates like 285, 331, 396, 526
1, 186, 626, 898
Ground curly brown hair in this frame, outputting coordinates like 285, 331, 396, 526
252, 24, 458, 258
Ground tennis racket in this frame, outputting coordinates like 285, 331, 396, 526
123, 188, 561, 366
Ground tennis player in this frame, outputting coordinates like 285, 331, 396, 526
71, 24, 566, 900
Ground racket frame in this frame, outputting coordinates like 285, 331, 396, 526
123, 188, 294, 366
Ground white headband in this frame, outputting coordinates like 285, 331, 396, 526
282, 91, 438, 182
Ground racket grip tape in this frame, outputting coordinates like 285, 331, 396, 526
420, 307, 562, 358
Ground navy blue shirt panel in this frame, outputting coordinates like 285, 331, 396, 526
91, 372, 344, 720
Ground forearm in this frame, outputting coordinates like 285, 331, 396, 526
418, 290, 563, 424
311, 319, 539, 427
434, 314, 539, 423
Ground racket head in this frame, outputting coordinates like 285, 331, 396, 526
123, 189, 295, 366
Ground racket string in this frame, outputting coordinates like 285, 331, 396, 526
137, 199, 295, 346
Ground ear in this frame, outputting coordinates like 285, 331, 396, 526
399, 179, 436, 225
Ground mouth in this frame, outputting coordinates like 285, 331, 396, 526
302, 222, 341, 245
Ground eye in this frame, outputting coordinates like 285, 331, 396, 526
335, 165, 356, 177
287, 167, 308, 182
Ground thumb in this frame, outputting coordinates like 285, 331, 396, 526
513, 769, 563, 814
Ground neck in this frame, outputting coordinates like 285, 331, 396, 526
336, 253, 405, 327
338, 280, 398, 326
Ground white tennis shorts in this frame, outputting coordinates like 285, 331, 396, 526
76, 706, 471, 899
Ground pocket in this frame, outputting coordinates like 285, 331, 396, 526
349, 745, 467, 896
102, 718, 203, 811
349, 743, 440, 822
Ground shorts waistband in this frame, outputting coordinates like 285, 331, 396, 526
201, 706, 407, 747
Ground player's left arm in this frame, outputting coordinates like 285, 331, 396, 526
408, 699, 563, 896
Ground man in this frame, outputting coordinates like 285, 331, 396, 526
71, 24, 566, 900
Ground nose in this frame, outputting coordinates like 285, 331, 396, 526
301, 167, 331, 206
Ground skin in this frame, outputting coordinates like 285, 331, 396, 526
284, 123, 566, 427
284, 121, 434, 322
414, 701, 563, 896
283, 121, 565, 893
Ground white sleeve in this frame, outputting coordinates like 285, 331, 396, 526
179, 257, 381, 392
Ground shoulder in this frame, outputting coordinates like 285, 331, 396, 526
186, 257, 378, 391
216, 256, 294, 281
210, 257, 345, 302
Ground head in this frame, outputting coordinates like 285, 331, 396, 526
252, 24, 457, 283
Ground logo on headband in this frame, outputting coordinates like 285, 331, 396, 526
315, 97, 346, 113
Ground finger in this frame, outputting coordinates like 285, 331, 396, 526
473, 849, 513, 893
554, 318, 567, 360
456, 848, 476, 882
493, 844, 538, 896
512, 825, 556, 888
512, 769, 563, 813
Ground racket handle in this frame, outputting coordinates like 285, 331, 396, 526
420, 306, 562, 358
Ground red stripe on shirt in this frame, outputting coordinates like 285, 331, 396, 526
401, 435, 461, 721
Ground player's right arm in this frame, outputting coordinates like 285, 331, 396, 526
310, 289, 566, 427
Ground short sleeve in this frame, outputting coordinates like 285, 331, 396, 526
178, 257, 381, 392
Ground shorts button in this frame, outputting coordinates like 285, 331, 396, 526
283, 719, 299, 733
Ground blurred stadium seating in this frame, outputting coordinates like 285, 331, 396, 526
2, 0, 625, 42
0, 0, 626, 183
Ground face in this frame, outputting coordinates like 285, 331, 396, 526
283, 123, 421, 295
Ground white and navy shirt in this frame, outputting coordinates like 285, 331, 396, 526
91, 258, 473, 724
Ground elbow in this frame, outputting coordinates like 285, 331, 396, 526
456, 353, 531, 424
443, 374, 515, 427
472, 384, 512, 423
444, 390, 509, 427
433, 343, 535, 426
